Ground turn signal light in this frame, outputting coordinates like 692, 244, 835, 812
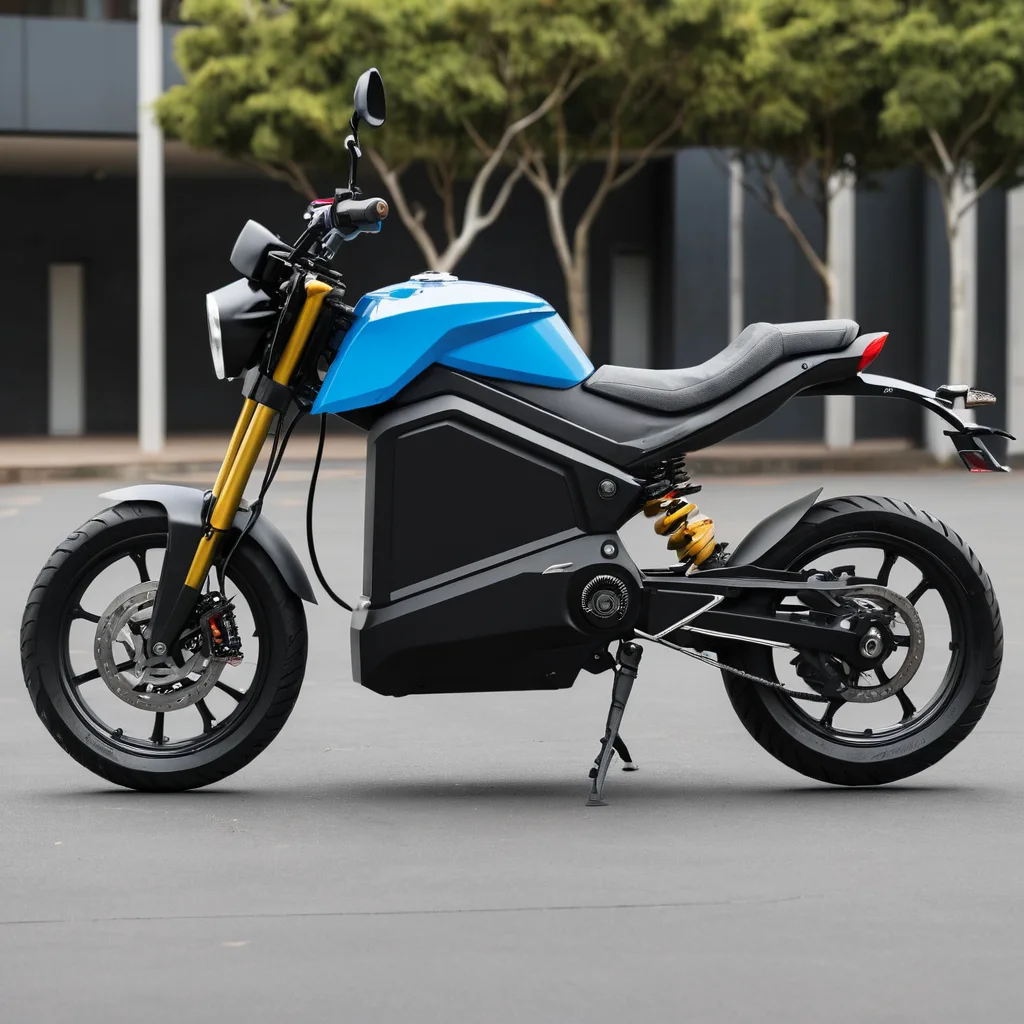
858, 333, 889, 372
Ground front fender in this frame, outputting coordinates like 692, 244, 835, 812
100, 484, 316, 604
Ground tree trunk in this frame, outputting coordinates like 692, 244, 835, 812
533, 182, 593, 353
565, 259, 590, 354
728, 157, 745, 343
929, 176, 978, 457
947, 178, 977, 388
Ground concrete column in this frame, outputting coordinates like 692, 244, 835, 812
728, 157, 744, 343
138, 0, 165, 453
48, 263, 84, 436
825, 173, 856, 448
1007, 185, 1024, 455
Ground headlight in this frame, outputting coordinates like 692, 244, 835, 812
205, 279, 278, 380
206, 293, 225, 379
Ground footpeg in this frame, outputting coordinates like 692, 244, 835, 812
586, 641, 642, 806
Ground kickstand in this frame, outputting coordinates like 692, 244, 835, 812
586, 641, 642, 806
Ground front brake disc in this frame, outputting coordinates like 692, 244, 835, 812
93, 581, 225, 711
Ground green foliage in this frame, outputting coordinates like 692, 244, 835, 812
160, 0, 516, 183
733, 0, 902, 198
500, 0, 753, 347
880, 0, 1024, 189
483, 0, 749, 155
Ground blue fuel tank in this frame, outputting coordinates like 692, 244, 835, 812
311, 276, 594, 414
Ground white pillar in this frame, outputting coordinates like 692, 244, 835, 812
825, 172, 856, 449
728, 156, 744, 344
1007, 185, 1024, 455
48, 263, 84, 436
138, 0, 165, 453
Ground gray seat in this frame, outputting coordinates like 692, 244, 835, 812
584, 319, 860, 414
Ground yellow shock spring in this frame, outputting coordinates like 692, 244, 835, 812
643, 489, 717, 567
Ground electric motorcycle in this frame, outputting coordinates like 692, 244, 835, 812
22, 69, 1009, 804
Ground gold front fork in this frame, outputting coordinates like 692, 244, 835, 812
183, 278, 332, 590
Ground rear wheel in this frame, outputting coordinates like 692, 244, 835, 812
722, 495, 1001, 786
21, 502, 307, 791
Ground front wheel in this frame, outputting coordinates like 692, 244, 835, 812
722, 495, 1002, 786
21, 502, 307, 791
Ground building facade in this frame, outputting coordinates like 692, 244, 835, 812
0, 5, 1016, 446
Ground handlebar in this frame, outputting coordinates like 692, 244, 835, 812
333, 196, 389, 231
294, 193, 389, 266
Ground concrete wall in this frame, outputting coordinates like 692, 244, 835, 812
0, 161, 663, 434
854, 168, 924, 442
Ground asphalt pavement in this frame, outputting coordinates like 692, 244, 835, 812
1, 465, 1022, 1023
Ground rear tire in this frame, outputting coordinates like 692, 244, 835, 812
722, 495, 1001, 786
21, 502, 307, 792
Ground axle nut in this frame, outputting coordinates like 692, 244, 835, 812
859, 627, 884, 660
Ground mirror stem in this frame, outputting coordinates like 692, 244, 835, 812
347, 113, 362, 192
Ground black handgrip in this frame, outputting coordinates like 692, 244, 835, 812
333, 196, 389, 229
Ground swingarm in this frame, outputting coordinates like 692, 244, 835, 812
636, 567, 895, 673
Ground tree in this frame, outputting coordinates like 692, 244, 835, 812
501, 0, 751, 352
880, 0, 1024, 442
158, 0, 562, 273
729, 0, 900, 320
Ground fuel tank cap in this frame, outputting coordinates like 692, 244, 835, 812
410, 271, 458, 283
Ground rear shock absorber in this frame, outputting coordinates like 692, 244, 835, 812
642, 456, 722, 568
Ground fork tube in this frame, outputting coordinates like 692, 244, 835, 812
183, 278, 332, 590
212, 398, 257, 497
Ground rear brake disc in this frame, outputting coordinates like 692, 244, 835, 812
832, 584, 925, 703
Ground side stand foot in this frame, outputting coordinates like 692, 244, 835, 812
586, 641, 642, 806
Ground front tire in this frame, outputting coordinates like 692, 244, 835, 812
21, 502, 307, 791
722, 495, 1002, 786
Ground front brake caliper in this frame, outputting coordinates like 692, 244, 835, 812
198, 594, 244, 666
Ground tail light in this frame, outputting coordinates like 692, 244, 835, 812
858, 333, 889, 372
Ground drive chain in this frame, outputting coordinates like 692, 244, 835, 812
675, 645, 831, 703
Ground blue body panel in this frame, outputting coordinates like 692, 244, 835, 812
311, 278, 593, 414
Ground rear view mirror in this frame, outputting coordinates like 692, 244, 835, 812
353, 68, 386, 128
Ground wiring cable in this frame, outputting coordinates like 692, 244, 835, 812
306, 414, 353, 611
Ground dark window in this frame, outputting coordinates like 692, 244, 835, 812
0, 1, 183, 19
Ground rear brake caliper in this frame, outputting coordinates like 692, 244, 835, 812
197, 593, 244, 666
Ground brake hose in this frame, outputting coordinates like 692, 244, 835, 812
306, 415, 354, 611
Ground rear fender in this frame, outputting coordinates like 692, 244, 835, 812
806, 373, 1014, 471
100, 484, 316, 603
727, 488, 822, 567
